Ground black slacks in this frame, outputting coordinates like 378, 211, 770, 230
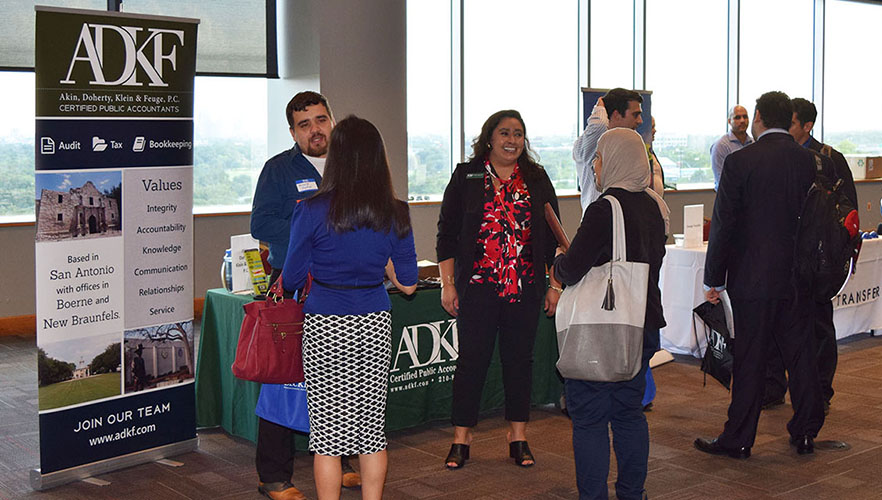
256, 417, 295, 483
451, 284, 540, 427
718, 297, 825, 449
763, 301, 837, 404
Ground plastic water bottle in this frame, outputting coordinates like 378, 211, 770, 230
222, 249, 233, 291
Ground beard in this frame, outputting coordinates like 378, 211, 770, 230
304, 134, 328, 157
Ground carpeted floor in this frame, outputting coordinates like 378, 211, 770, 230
2, 329, 882, 499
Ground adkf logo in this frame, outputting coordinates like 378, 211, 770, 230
60, 23, 185, 87
391, 319, 458, 373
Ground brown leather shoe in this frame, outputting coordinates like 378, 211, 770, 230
341, 460, 362, 488
257, 481, 306, 500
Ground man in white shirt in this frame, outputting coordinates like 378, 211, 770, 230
573, 88, 644, 213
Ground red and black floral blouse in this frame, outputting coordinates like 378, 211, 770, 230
470, 160, 534, 302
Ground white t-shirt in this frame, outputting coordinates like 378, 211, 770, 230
304, 155, 326, 177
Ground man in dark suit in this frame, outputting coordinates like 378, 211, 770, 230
762, 97, 859, 414
694, 91, 826, 458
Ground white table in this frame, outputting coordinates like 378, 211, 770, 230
659, 238, 882, 357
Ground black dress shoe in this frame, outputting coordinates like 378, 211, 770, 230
693, 437, 751, 459
790, 435, 814, 455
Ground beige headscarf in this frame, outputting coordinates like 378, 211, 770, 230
596, 127, 670, 234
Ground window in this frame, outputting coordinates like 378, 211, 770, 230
463, 0, 579, 192
0, 2, 278, 222
823, 0, 882, 156
646, 0, 727, 189
0, 1, 106, 69
406, 0, 580, 199
57, 213, 62, 222
738, 0, 813, 111
406, 1, 452, 202
0, 72, 35, 222
407, 0, 866, 195
589, 0, 635, 89
58, 195, 63, 203
113, 0, 276, 76
192, 76, 267, 213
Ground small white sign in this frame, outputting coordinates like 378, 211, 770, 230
230, 234, 260, 292
683, 204, 704, 248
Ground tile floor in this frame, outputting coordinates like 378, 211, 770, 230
2, 330, 882, 499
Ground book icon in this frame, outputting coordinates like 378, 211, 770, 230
40, 137, 55, 154
133, 136, 146, 152
92, 136, 108, 152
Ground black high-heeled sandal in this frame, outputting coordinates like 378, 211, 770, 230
509, 440, 535, 467
445, 443, 470, 469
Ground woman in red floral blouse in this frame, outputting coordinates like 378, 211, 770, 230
436, 110, 562, 469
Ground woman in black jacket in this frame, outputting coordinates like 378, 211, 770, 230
553, 127, 668, 500
436, 110, 561, 469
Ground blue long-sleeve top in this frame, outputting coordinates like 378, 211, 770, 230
281, 195, 418, 315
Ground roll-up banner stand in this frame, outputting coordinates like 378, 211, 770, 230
32, 7, 199, 490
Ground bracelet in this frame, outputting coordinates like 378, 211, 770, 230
549, 285, 563, 293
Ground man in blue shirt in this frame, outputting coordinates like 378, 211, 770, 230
250, 91, 361, 500
710, 105, 753, 190
251, 91, 334, 286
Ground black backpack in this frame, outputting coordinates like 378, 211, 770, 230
793, 154, 861, 302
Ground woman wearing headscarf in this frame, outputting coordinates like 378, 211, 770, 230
553, 127, 669, 500
436, 110, 561, 469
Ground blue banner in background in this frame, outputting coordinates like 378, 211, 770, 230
34, 6, 199, 483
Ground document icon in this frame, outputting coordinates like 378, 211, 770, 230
92, 136, 108, 152
133, 136, 146, 152
40, 137, 55, 154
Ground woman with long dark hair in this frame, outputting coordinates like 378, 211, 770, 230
282, 116, 418, 500
436, 110, 561, 469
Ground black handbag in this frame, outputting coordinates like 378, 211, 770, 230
692, 300, 734, 390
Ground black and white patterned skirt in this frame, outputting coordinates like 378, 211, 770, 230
303, 310, 392, 456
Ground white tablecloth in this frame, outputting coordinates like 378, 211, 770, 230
659, 238, 882, 357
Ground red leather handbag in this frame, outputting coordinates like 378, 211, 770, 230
231, 276, 307, 384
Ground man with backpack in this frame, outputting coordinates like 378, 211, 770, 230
695, 91, 825, 458
762, 98, 859, 415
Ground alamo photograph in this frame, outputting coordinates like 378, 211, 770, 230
35, 171, 122, 242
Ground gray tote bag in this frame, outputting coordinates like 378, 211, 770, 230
554, 195, 648, 382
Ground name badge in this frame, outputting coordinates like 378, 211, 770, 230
296, 179, 318, 192
466, 173, 483, 179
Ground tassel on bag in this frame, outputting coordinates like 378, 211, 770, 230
601, 276, 615, 310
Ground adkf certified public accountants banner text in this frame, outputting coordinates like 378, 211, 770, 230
34, 6, 198, 480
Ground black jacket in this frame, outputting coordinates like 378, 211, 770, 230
705, 132, 816, 300
553, 188, 667, 337
436, 159, 560, 300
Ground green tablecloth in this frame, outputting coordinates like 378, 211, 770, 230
194, 288, 562, 443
